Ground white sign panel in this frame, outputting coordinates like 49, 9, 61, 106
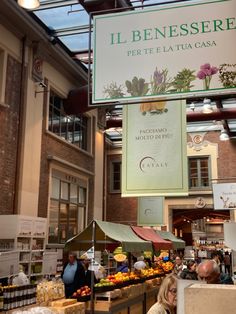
33, 218, 47, 237
138, 197, 164, 226
93, 0, 236, 104
42, 252, 58, 275
213, 183, 236, 210
122, 100, 188, 196
0, 251, 19, 278
224, 222, 236, 250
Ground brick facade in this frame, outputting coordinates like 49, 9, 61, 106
38, 93, 95, 221
0, 55, 21, 214
106, 131, 236, 226
106, 154, 138, 224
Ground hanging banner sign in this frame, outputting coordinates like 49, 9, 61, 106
122, 100, 188, 196
93, 0, 236, 104
138, 197, 164, 226
213, 183, 236, 210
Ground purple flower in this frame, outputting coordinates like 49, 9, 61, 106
153, 68, 164, 85
197, 70, 206, 80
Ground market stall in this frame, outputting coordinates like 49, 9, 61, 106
156, 231, 185, 250
65, 220, 153, 253
64, 221, 174, 314
64, 220, 156, 314
131, 226, 173, 251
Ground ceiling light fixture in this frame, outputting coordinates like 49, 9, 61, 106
202, 98, 213, 114
17, 0, 40, 10
219, 129, 230, 141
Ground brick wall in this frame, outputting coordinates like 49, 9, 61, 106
106, 154, 137, 224
0, 55, 21, 214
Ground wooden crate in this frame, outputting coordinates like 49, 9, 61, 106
114, 309, 128, 314
129, 301, 143, 314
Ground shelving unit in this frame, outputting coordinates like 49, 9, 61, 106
0, 215, 47, 278
101, 252, 117, 275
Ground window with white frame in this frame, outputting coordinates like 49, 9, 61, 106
48, 91, 89, 151
188, 156, 211, 189
49, 171, 87, 244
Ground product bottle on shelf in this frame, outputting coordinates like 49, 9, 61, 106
0, 285, 3, 311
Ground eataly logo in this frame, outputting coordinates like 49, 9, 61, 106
139, 156, 168, 172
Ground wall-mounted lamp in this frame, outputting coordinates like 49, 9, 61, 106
34, 81, 48, 97
219, 129, 230, 141
189, 102, 195, 112
17, 0, 40, 10
202, 98, 213, 114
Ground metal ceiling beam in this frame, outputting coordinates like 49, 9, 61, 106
54, 24, 91, 37
33, 0, 79, 11
187, 108, 236, 122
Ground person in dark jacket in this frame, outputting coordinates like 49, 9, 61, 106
79, 254, 98, 287
61, 252, 86, 298
180, 260, 198, 280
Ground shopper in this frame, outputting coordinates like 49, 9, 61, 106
62, 252, 85, 298
147, 274, 177, 314
134, 256, 147, 271
173, 256, 185, 277
224, 251, 231, 274
80, 254, 98, 287
179, 260, 198, 280
116, 261, 129, 273
197, 260, 233, 284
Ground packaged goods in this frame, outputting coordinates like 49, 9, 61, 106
13, 306, 54, 314
37, 278, 65, 305
50, 302, 85, 314
50, 299, 77, 307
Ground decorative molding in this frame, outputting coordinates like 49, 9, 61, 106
187, 132, 218, 152
195, 197, 207, 208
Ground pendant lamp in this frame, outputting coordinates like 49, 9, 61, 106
17, 0, 40, 10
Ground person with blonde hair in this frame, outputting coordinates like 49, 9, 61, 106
147, 274, 177, 314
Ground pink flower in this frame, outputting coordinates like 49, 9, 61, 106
197, 70, 206, 79
200, 63, 211, 70
211, 66, 218, 75
197, 63, 218, 90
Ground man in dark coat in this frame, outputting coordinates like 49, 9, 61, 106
61, 252, 86, 298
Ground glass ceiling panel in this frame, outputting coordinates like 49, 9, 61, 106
59, 33, 92, 52
34, 4, 89, 30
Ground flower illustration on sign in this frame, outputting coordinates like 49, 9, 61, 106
197, 63, 218, 90
150, 68, 172, 94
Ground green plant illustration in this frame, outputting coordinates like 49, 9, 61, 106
219, 64, 236, 88
150, 68, 172, 94
125, 76, 149, 97
171, 68, 196, 92
103, 82, 124, 98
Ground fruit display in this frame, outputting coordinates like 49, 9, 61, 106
157, 260, 174, 273
72, 286, 91, 299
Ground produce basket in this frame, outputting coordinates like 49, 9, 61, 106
94, 285, 115, 293
77, 295, 91, 302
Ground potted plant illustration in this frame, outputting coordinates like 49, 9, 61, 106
103, 82, 125, 98
171, 68, 196, 92
197, 63, 218, 90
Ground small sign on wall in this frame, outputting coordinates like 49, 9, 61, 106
138, 197, 164, 226
213, 183, 236, 210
